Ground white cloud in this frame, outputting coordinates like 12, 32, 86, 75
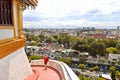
24, 0, 120, 17
38, 0, 120, 16
23, 0, 120, 28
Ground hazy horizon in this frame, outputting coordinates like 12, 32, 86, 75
23, 25, 119, 29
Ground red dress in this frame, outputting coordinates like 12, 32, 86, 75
44, 56, 48, 64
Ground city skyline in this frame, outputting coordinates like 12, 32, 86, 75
23, 0, 120, 29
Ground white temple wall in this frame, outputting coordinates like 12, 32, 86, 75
0, 47, 32, 80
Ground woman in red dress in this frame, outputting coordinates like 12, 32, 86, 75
43, 54, 49, 70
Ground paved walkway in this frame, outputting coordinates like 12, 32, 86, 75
32, 66, 61, 80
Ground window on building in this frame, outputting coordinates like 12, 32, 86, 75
0, 0, 13, 25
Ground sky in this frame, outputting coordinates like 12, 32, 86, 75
23, 0, 120, 29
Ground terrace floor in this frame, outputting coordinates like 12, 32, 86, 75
25, 65, 61, 80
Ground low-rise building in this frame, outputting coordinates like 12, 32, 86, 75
108, 54, 120, 61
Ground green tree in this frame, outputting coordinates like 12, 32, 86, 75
69, 36, 89, 52
27, 35, 41, 43
90, 41, 106, 56
86, 38, 95, 44
89, 68, 94, 72
79, 44, 90, 52
29, 41, 37, 46
105, 39, 118, 48
89, 66, 99, 72
38, 34, 46, 41
28, 55, 42, 60
59, 57, 72, 66
69, 36, 77, 48
110, 66, 116, 80
46, 36, 56, 43
78, 64, 86, 71
27, 35, 33, 41
116, 41, 120, 52
79, 55, 87, 63
106, 47, 119, 54
116, 71, 120, 79
58, 34, 71, 48
71, 37, 86, 51
93, 66, 99, 72
52, 34, 59, 41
